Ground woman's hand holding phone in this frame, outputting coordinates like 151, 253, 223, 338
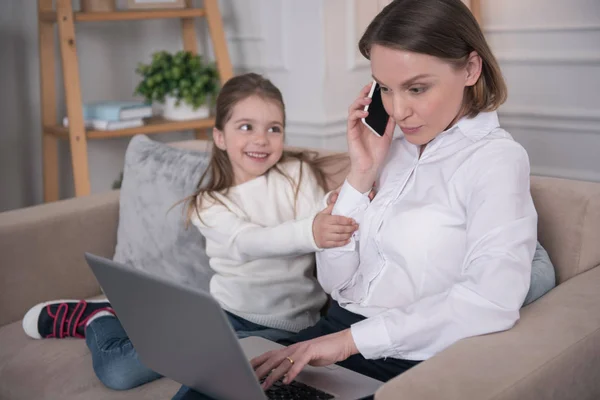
346, 82, 395, 193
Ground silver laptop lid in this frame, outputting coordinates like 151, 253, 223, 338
84, 253, 267, 400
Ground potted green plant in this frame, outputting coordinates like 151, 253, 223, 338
134, 50, 219, 121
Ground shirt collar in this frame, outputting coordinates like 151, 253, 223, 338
399, 111, 501, 159
411, 111, 500, 160
454, 111, 500, 141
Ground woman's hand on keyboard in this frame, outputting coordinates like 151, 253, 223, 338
251, 329, 359, 390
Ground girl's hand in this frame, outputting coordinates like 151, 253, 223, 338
346, 84, 395, 192
326, 187, 342, 206
312, 204, 358, 248
251, 329, 359, 390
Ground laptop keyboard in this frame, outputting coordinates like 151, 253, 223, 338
262, 378, 335, 399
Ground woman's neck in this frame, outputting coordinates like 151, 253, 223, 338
446, 103, 469, 131
419, 107, 468, 158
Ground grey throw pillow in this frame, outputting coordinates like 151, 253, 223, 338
113, 134, 212, 290
523, 242, 556, 305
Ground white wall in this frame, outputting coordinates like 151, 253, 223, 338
220, 1, 330, 148
1, 0, 599, 212
0, 0, 44, 212
0, 0, 200, 211
484, 0, 600, 182
315, 0, 600, 180
318, 0, 393, 151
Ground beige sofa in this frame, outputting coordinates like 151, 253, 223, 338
1, 140, 600, 400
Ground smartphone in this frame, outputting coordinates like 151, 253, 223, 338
361, 81, 390, 137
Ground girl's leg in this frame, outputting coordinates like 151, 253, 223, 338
22, 299, 161, 390
86, 316, 162, 390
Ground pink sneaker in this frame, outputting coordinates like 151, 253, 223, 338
22, 299, 115, 339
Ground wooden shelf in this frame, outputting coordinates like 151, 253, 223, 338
38, 0, 232, 200
45, 116, 215, 140
39, 9, 206, 23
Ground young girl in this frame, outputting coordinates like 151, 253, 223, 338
21, 72, 357, 391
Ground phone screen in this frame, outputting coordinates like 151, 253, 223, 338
363, 82, 389, 137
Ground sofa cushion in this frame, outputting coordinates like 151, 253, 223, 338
0, 321, 179, 399
0, 190, 119, 327
523, 242, 555, 305
113, 135, 212, 289
531, 176, 600, 283
374, 264, 600, 400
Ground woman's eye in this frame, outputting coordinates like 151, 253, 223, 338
268, 126, 282, 133
239, 124, 252, 131
379, 86, 390, 94
409, 86, 427, 94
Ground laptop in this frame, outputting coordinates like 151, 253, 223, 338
84, 253, 383, 400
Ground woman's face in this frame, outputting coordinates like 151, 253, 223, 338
369, 45, 481, 146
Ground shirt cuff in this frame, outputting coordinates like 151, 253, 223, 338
332, 180, 371, 217
350, 315, 393, 360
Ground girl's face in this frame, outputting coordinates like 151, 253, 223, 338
369, 45, 482, 146
213, 95, 285, 185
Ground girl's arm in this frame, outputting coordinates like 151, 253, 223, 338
192, 202, 319, 262
192, 160, 352, 263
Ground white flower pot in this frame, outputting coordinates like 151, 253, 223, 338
162, 95, 210, 121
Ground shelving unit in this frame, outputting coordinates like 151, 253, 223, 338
37, 0, 233, 201
44, 116, 217, 140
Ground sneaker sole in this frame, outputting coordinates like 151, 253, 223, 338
22, 299, 109, 339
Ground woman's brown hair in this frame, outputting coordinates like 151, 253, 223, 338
185, 73, 347, 224
358, 0, 507, 117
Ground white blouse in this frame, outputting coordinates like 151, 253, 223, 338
316, 111, 537, 361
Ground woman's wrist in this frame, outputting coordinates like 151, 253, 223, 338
347, 170, 377, 194
342, 329, 360, 357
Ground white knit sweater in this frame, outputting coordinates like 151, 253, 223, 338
191, 159, 328, 332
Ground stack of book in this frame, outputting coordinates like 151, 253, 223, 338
63, 101, 153, 131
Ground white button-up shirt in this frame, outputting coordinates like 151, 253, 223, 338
316, 111, 537, 361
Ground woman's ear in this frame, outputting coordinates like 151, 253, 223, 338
213, 128, 226, 150
465, 51, 483, 87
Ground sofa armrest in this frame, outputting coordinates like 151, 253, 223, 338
376, 265, 600, 400
0, 191, 120, 327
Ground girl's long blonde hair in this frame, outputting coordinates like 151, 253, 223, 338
185, 73, 347, 225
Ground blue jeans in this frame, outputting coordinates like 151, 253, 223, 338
86, 313, 294, 391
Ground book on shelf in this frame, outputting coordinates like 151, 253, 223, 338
82, 101, 153, 121
62, 117, 144, 131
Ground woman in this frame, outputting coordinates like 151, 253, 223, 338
176, 0, 537, 397
252, 0, 537, 390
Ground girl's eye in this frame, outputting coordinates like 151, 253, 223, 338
379, 86, 390, 94
239, 124, 252, 131
409, 86, 428, 94
268, 126, 282, 133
